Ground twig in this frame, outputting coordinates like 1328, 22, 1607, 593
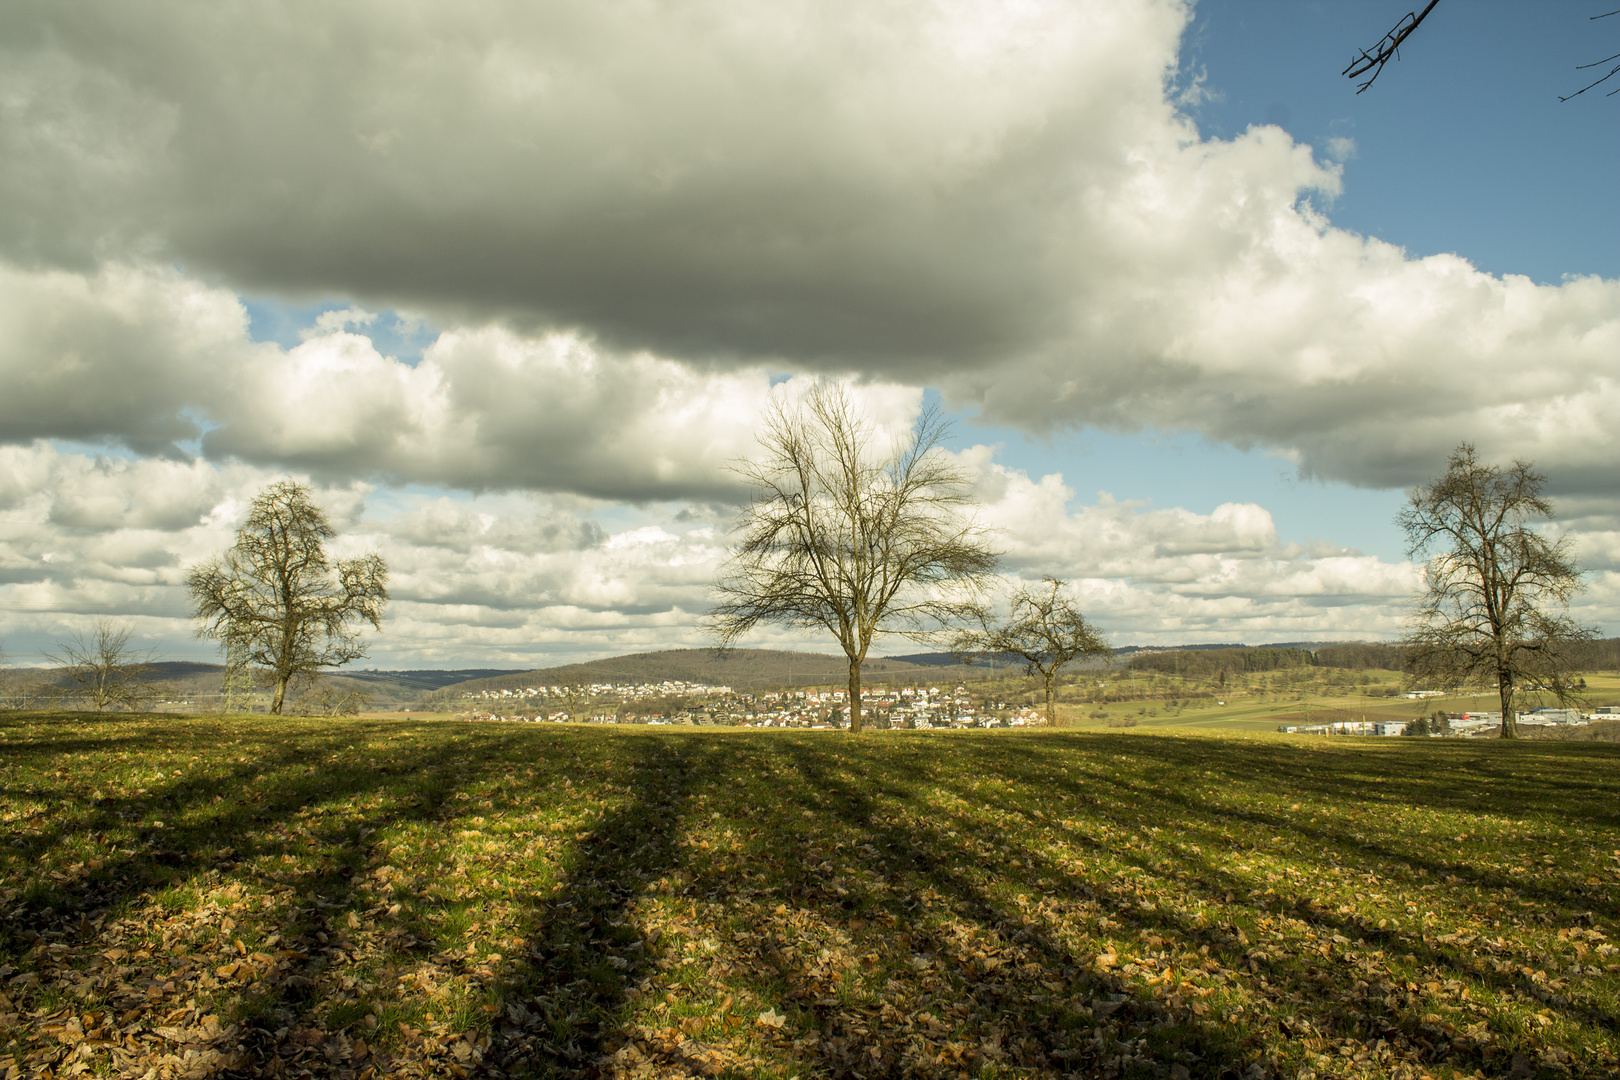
1344, 0, 1441, 93
1560, 9, 1620, 100
1560, 52, 1620, 100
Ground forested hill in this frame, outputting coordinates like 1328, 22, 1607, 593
1126, 642, 1415, 676
338, 668, 530, 692
435, 648, 965, 695
1126, 639, 1620, 677
1127, 646, 1325, 677
140, 664, 528, 698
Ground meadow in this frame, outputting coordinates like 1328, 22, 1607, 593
2, 713, 1617, 1079
1046, 670, 1620, 735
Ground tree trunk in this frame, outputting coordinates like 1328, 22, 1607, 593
1044, 670, 1057, 727
271, 677, 288, 715
847, 654, 863, 732
1499, 675, 1517, 739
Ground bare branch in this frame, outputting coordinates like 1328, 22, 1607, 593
1561, 48, 1620, 101
1344, 0, 1441, 93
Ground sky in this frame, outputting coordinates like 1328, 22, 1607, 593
1, 0, 1617, 668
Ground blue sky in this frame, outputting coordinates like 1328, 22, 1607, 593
1185, 2, 1618, 285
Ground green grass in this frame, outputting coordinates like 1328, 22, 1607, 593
2, 713, 1618, 1079
1058, 670, 1620, 734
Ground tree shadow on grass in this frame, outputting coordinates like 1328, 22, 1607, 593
0, 716, 724, 1077
663, 731, 1618, 1080
924, 732, 1620, 1075
478, 733, 728, 1077
4, 718, 515, 1067
4, 717, 1619, 1079
676, 735, 1265, 1079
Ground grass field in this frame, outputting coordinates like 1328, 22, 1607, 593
2, 714, 1618, 1079
1054, 671, 1620, 735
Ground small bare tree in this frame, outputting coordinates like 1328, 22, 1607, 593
44, 618, 156, 712
188, 480, 389, 715
311, 679, 373, 717
953, 577, 1111, 727
711, 383, 998, 732
1398, 443, 1595, 739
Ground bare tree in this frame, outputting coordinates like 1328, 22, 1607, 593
710, 383, 998, 732
1398, 443, 1595, 739
44, 618, 157, 712
953, 577, 1111, 728
311, 679, 373, 717
188, 480, 389, 715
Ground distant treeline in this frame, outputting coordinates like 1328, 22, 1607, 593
1128, 647, 1324, 677
1578, 638, 1620, 671
1312, 643, 1409, 670
1128, 639, 1620, 677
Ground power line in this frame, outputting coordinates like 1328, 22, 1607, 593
0, 602, 186, 613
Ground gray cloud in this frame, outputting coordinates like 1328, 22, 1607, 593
387, 498, 604, 556
0, 0, 1181, 371
0, 263, 250, 456
0, 264, 844, 503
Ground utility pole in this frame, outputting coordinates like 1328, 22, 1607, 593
222, 640, 254, 714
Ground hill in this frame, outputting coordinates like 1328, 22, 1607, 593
137, 663, 528, 703
1118, 638, 1620, 672
436, 648, 984, 695
335, 668, 529, 693
1113, 641, 1398, 657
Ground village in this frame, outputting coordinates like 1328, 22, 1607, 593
463, 680, 1044, 729
1278, 705, 1612, 738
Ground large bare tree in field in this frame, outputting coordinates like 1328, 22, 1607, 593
710, 383, 999, 732
953, 577, 1111, 728
44, 618, 156, 712
1398, 443, 1594, 739
188, 481, 389, 715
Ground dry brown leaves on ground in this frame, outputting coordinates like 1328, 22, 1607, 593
3, 715, 1619, 1079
